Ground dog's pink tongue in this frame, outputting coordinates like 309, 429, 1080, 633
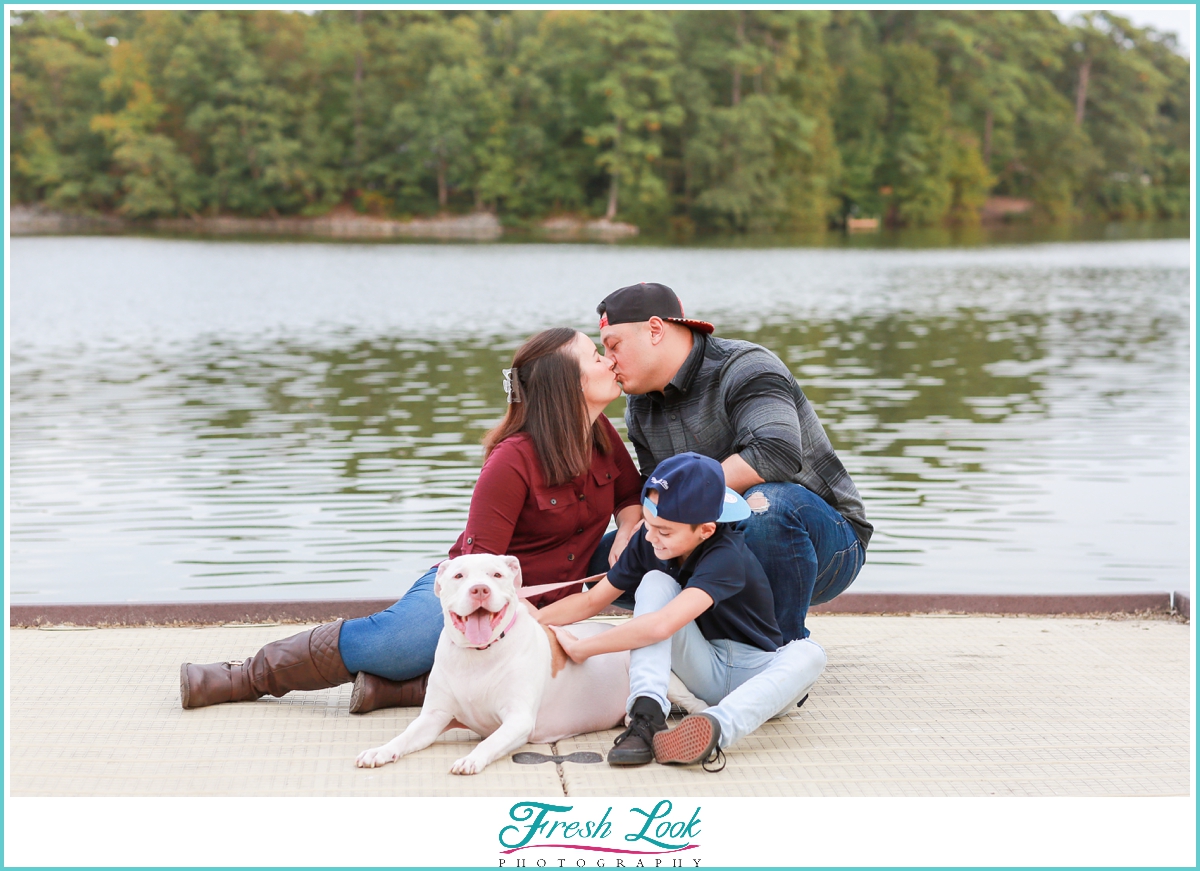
464, 610, 493, 646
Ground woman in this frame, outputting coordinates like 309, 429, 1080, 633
180, 328, 644, 713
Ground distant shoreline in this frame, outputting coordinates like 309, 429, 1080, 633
11, 204, 1190, 248
9, 205, 640, 243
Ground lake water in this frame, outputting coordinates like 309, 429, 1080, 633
8, 234, 1192, 603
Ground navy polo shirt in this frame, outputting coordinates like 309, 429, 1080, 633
607, 524, 784, 652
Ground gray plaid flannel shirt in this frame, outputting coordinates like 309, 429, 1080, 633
625, 333, 873, 548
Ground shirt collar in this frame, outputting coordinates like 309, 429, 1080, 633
663, 330, 707, 398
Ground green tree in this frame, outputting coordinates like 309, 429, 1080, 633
89, 39, 201, 217
10, 11, 117, 210
676, 11, 835, 232
1141, 30, 1190, 218
502, 11, 611, 217
1067, 13, 1171, 218
163, 13, 326, 215
358, 13, 509, 213
944, 130, 993, 224
389, 62, 506, 211
7, 9, 1191, 232
583, 12, 682, 224
773, 11, 841, 230
877, 43, 953, 226
827, 12, 888, 220
913, 11, 1068, 220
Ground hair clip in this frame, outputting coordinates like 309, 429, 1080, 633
502, 367, 521, 403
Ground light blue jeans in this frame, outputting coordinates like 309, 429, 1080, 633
627, 570, 827, 749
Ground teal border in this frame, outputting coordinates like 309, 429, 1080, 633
2, 3, 1195, 870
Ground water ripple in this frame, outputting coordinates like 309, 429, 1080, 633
9, 237, 1190, 601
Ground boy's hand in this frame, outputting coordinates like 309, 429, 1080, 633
549, 626, 589, 664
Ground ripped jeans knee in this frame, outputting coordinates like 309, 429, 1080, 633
746, 490, 771, 515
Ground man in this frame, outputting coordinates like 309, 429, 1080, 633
597, 282, 872, 642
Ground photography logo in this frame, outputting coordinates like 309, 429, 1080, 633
498, 800, 703, 867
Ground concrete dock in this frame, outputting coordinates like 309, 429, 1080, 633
7, 612, 1190, 797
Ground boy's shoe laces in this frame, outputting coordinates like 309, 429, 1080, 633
613, 711, 659, 750
701, 745, 726, 773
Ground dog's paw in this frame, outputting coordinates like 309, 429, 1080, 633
450, 755, 481, 776
356, 745, 399, 768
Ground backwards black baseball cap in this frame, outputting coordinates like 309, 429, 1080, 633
596, 282, 714, 334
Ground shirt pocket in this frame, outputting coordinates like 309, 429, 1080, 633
534, 485, 577, 514
590, 464, 617, 490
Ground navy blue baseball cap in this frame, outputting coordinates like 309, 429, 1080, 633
640, 452, 752, 524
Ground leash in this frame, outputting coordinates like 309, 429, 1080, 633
432, 557, 603, 601
517, 572, 606, 600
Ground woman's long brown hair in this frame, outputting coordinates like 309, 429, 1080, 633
483, 328, 611, 486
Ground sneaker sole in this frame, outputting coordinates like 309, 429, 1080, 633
607, 750, 654, 766
653, 715, 718, 765
348, 671, 368, 714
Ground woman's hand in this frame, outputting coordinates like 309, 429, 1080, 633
609, 505, 644, 567
549, 625, 590, 664
608, 522, 642, 567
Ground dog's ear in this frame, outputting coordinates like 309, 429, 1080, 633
503, 555, 523, 590
433, 560, 450, 598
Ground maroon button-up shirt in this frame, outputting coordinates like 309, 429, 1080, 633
448, 416, 642, 606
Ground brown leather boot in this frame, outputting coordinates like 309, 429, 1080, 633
180, 621, 353, 709
348, 670, 430, 714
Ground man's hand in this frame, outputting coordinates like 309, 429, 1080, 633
549, 625, 590, 664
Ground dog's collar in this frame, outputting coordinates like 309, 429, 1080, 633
465, 608, 519, 650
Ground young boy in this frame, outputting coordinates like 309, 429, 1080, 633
539, 452, 827, 769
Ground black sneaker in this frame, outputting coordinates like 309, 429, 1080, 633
607, 696, 667, 766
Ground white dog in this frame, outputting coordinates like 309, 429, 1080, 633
355, 553, 629, 775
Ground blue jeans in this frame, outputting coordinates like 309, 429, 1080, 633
340, 536, 617, 679
739, 483, 865, 643
628, 571, 827, 748
338, 566, 444, 680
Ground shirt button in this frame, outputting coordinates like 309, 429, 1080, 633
567, 554, 575, 561
606, 473, 611, 479
576, 528, 584, 534
670, 414, 677, 420
578, 493, 585, 501
550, 498, 557, 505
466, 537, 473, 544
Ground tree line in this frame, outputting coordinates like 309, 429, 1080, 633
10, 9, 1190, 234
